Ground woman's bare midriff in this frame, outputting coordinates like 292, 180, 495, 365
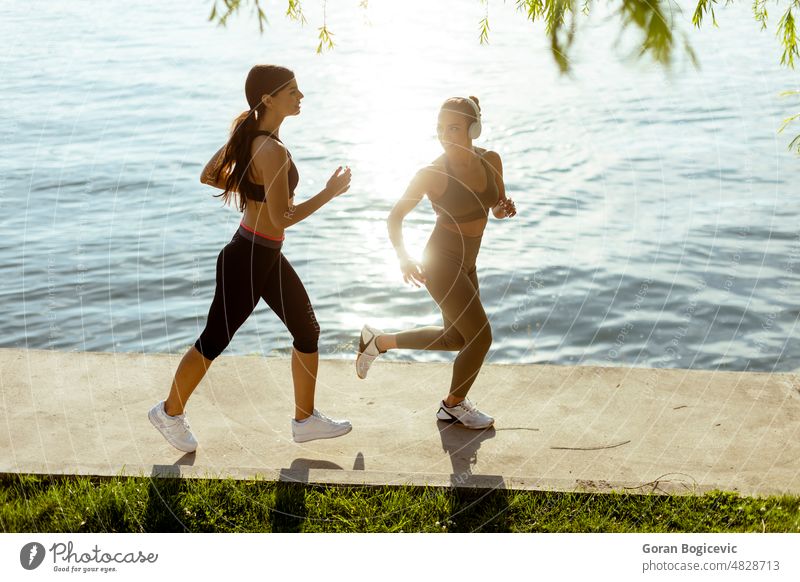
439, 217, 488, 238
242, 199, 286, 240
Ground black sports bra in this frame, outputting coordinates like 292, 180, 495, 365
239, 130, 299, 202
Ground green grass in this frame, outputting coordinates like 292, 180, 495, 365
2, 474, 799, 533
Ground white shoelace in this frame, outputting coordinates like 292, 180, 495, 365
457, 399, 477, 413
314, 409, 332, 422
169, 413, 191, 431
314, 409, 347, 425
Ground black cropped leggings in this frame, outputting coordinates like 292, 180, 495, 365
194, 229, 319, 360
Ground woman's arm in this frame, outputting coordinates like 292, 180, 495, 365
484, 151, 516, 219
388, 169, 433, 286
200, 145, 227, 189
388, 169, 428, 259
252, 141, 351, 229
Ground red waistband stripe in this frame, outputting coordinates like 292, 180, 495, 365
239, 221, 285, 241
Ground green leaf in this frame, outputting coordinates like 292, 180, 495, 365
692, 0, 719, 28
317, 25, 335, 54
286, 0, 307, 24
752, 0, 769, 30
479, 17, 491, 44
777, 9, 799, 68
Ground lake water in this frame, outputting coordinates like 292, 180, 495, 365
1, 0, 798, 372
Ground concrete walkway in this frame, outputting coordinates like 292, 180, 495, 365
1, 349, 798, 496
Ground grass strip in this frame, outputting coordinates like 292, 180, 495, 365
2, 474, 799, 533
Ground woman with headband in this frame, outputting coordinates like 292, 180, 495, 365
149, 65, 354, 451
356, 96, 516, 428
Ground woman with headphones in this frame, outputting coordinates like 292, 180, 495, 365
356, 96, 516, 428
149, 65, 354, 451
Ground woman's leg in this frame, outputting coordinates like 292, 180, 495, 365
260, 253, 321, 421
376, 256, 491, 404
427, 262, 492, 405
376, 254, 466, 353
377, 310, 465, 352
290, 349, 317, 421
164, 346, 212, 416
166, 241, 276, 416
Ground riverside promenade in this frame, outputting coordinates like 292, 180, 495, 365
1, 349, 798, 496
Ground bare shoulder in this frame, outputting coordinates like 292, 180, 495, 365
480, 149, 503, 169
250, 136, 288, 181
251, 135, 287, 163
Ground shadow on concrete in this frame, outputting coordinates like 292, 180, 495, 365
149, 452, 196, 478
278, 458, 344, 484
437, 421, 512, 532
437, 421, 502, 489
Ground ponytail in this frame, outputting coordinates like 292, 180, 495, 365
212, 104, 263, 212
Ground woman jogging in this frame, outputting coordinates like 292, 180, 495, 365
356, 96, 516, 429
149, 65, 353, 451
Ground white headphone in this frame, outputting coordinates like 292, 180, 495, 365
464, 98, 482, 140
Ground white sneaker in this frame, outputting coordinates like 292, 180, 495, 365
148, 401, 198, 453
436, 398, 494, 429
356, 324, 384, 379
292, 409, 352, 443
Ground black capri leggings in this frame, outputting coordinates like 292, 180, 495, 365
194, 227, 320, 360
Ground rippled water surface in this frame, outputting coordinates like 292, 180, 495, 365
1, 0, 798, 371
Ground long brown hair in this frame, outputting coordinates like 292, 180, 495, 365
213, 65, 295, 212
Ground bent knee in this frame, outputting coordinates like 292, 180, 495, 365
465, 323, 492, 352
442, 330, 466, 351
194, 337, 225, 361
292, 326, 320, 354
